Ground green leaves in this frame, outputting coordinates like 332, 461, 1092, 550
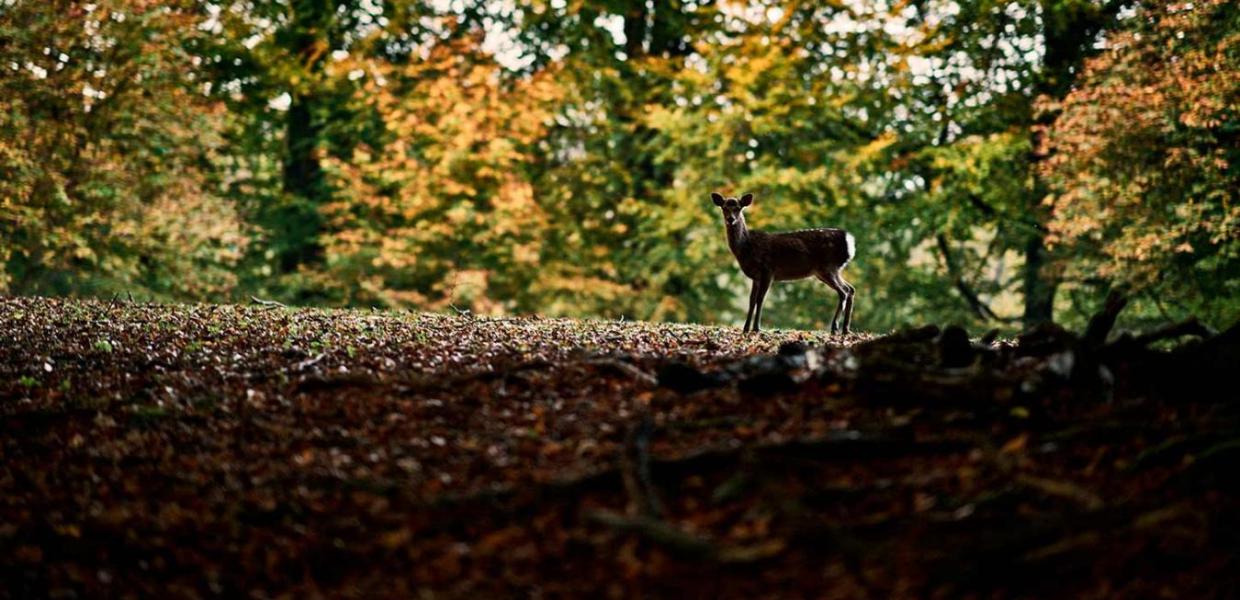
0, 0, 246, 300
1, 0, 1235, 334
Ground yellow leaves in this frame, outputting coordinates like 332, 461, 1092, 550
0, 0, 246, 298
1000, 434, 1028, 455
439, 179, 478, 198
850, 132, 898, 165
648, 295, 686, 323
533, 273, 633, 303
488, 178, 548, 241
725, 51, 776, 89
72, 245, 96, 261
317, 34, 567, 311
373, 237, 417, 270
512, 243, 541, 265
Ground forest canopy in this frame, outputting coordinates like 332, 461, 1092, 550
1, 0, 1236, 332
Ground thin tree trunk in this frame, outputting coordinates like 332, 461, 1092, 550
278, 92, 326, 272
1022, 233, 1056, 328
1018, 0, 1130, 327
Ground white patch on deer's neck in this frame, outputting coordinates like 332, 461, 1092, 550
726, 213, 749, 249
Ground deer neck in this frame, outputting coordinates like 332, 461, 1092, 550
726, 214, 751, 256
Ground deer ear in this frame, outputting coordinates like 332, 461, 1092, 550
711, 192, 724, 207
740, 193, 753, 207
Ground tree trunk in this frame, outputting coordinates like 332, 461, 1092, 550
623, 1, 647, 58
277, 92, 326, 272
1019, 0, 1129, 327
1022, 233, 1056, 328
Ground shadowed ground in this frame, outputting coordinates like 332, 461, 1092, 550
1, 296, 1236, 598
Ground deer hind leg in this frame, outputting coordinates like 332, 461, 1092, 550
833, 270, 856, 334
818, 271, 848, 334
751, 274, 773, 333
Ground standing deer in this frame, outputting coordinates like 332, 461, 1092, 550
712, 192, 856, 334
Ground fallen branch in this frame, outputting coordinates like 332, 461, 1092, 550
621, 414, 664, 518
586, 358, 657, 386
293, 354, 327, 372
587, 510, 786, 563
1013, 474, 1104, 510
250, 295, 286, 308
1129, 318, 1215, 347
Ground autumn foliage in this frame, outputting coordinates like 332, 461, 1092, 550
4, 3, 1240, 596
0, 0, 247, 299
319, 36, 562, 310
1, 0, 1237, 330
1042, 0, 1239, 321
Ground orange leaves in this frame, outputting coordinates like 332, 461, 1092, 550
1041, 0, 1239, 294
316, 35, 563, 312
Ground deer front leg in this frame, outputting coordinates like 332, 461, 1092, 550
743, 278, 759, 332
751, 274, 773, 333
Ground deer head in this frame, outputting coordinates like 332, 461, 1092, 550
711, 192, 753, 226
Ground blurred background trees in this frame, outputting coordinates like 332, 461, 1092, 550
1, 0, 1236, 332
0, 0, 247, 299
1041, 0, 1239, 327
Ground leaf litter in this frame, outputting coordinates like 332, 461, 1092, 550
1, 295, 1237, 598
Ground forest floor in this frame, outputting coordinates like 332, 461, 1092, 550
1, 296, 1238, 598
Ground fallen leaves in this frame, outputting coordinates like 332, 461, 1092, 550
0, 296, 1237, 598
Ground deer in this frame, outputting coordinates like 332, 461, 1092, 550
712, 192, 856, 334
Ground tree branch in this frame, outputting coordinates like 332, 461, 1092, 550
936, 234, 1020, 323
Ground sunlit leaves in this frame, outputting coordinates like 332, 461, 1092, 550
1, 0, 1235, 334
0, 0, 247, 298
317, 35, 562, 311
1041, 0, 1240, 325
